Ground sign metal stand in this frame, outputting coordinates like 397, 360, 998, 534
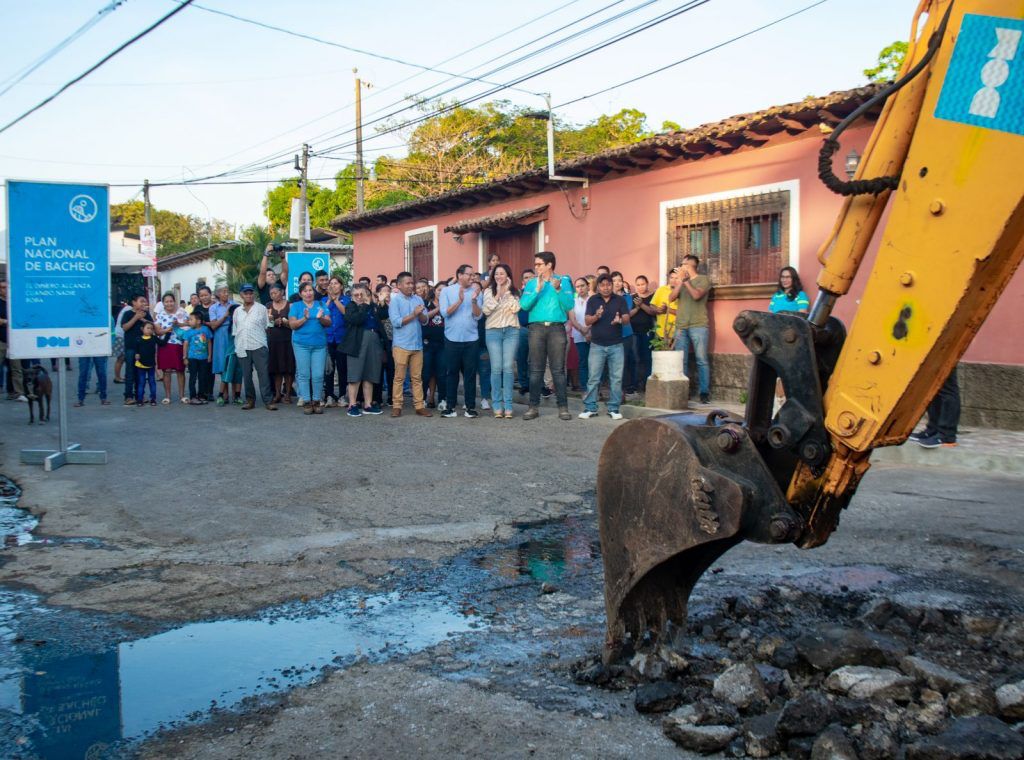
19, 367, 106, 471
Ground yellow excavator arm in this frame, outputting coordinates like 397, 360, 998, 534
597, 0, 1024, 659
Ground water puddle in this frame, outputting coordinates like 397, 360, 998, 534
473, 516, 600, 585
0, 589, 478, 757
0, 477, 36, 548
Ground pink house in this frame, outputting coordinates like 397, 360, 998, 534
333, 86, 1024, 429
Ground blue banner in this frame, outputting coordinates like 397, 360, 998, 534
6, 180, 111, 358
935, 14, 1024, 137
286, 252, 332, 297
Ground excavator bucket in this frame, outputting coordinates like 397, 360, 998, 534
597, 411, 804, 662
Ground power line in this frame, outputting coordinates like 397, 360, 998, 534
0, 0, 125, 100
212, 0, 699, 180
556, 0, 831, 108
124, 175, 488, 188
169, 0, 644, 185
298, 0, 657, 163
0, 1, 196, 137
182, 0, 587, 174
314, 0, 712, 158
182, 1, 542, 96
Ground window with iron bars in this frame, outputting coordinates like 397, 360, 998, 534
666, 190, 789, 295
406, 231, 434, 283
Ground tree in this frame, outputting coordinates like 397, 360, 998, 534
212, 225, 280, 293
110, 200, 234, 257
864, 41, 908, 82
265, 100, 671, 218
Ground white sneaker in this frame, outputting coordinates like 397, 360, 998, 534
608, 411, 623, 421
437, 399, 448, 412
480, 399, 491, 410
15, 395, 28, 402
578, 410, 598, 419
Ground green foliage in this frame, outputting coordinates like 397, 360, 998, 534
864, 41, 908, 82
649, 330, 673, 351
559, 108, 651, 159
111, 200, 233, 257
266, 100, 671, 220
331, 259, 353, 288
212, 225, 281, 294
262, 177, 336, 234
660, 120, 682, 133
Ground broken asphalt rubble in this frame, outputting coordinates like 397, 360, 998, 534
571, 583, 1024, 758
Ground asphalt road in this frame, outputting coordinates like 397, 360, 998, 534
1, 373, 1022, 758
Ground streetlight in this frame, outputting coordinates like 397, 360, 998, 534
521, 94, 588, 189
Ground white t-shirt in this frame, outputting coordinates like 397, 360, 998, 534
571, 295, 588, 343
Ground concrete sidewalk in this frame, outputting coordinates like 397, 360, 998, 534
621, 401, 1024, 477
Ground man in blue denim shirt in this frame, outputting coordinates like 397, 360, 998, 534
388, 272, 431, 417
439, 264, 484, 418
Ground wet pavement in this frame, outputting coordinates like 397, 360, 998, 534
2, 465, 1024, 757
3, 479, 1023, 758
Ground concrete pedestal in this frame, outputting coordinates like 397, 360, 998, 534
645, 376, 689, 411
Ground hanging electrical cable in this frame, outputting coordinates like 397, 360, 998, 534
0, 0, 196, 137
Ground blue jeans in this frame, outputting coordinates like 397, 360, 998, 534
516, 326, 530, 391
77, 356, 108, 401
674, 325, 710, 395
485, 327, 518, 412
135, 367, 157, 403
293, 343, 327, 403
584, 343, 624, 413
575, 341, 590, 391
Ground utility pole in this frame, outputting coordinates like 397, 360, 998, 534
143, 178, 154, 305
354, 68, 365, 214
297, 143, 309, 252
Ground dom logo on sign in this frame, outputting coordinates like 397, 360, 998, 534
935, 14, 1024, 137
37, 336, 70, 348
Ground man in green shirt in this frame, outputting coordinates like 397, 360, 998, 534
669, 254, 712, 403
519, 251, 574, 420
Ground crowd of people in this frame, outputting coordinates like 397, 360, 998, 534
1, 253, 817, 423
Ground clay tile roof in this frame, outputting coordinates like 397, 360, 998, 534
332, 84, 883, 233
444, 204, 549, 235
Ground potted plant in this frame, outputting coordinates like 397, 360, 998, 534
649, 328, 685, 382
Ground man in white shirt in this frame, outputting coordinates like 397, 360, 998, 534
233, 284, 276, 410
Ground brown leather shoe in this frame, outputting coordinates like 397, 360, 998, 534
241, 400, 255, 410
391, 408, 402, 418
303, 402, 314, 415
265, 403, 278, 411
415, 408, 433, 417
313, 402, 324, 414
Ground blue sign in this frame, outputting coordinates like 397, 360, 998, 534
22, 650, 122, 758
287, 252, 331, 297
935, 13, 1024, 136
6, 180, 111, 358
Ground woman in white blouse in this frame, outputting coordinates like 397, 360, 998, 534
482, 264, 521, 418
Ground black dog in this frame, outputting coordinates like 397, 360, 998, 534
24, 366, 52, 425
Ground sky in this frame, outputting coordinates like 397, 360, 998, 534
0, 0, 912, 231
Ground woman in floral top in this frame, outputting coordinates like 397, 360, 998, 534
154, 292, 189, 403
